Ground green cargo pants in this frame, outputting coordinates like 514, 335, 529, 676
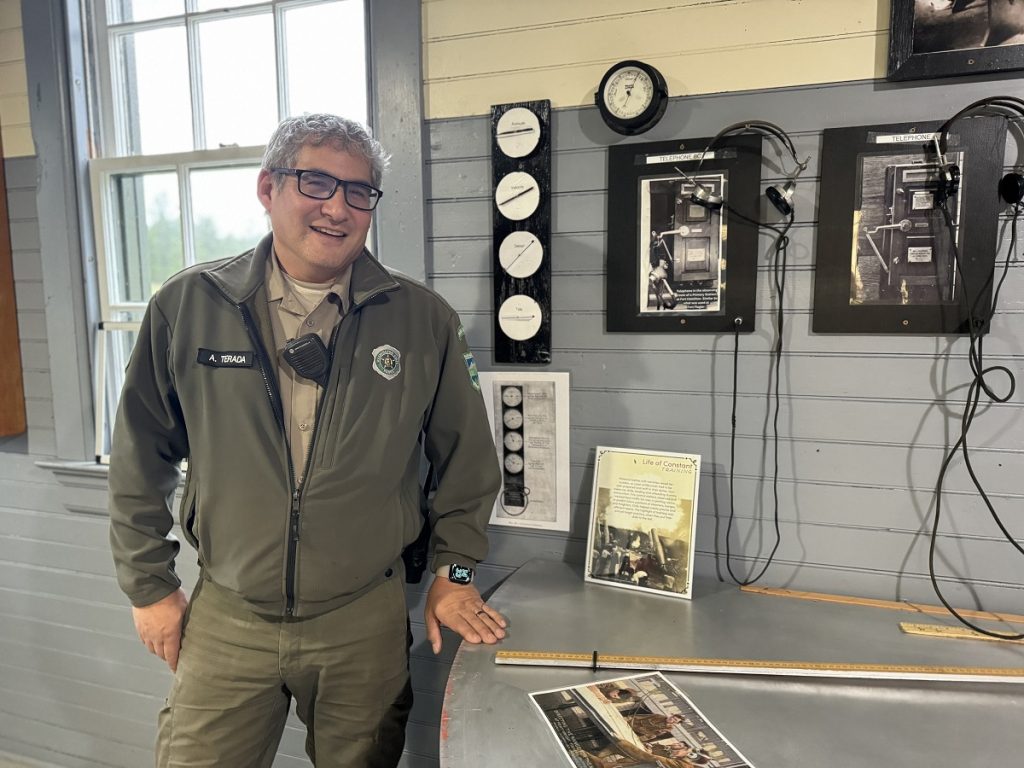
156, 572, 413, 767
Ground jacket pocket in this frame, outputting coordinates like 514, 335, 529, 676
178, 465, 200, 551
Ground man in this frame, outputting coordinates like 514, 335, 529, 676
109, 113, 506, 767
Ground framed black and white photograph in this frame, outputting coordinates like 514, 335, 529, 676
606, 135, 762, 333
889, 0, 1024, 80
812, 118, 1006, 333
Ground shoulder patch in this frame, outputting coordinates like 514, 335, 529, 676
457, 324, 467, 342
463, 352, 480, 390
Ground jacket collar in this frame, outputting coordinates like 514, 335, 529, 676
201, 232, 401, 308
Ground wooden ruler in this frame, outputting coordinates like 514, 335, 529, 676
494, 649, 1024, 684
900, 622, 1024, 644
740, 585, 1024, 624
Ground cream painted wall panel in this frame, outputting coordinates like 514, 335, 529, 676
0, 27, 24, 62
0, 1, 30, 158
423, 0, 887, 118
428, 33, 884, 119
0, 0, 21, 30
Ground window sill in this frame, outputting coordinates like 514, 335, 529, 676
37, 459, 111, 516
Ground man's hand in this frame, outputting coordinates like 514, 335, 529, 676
131, 588, 188, 672
424, 577, 507, 655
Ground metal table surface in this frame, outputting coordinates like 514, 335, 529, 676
439, 558, 1024, 766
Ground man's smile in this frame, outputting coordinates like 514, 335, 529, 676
311, 226, 345, 237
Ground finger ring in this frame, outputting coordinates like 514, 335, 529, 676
475, 609, 487, 616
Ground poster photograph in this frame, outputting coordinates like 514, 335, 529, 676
889, 0, 1024, 80
812, 118, 1005, 334
530, 672, 755, 768
480, 371, 570, 532
605, 136, 762, 333
585, 446, 700, 600
638, 172, 726, 316
850, 149, 963, 307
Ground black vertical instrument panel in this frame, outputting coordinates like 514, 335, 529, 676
491, 100, 552, 364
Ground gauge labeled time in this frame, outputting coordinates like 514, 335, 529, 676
503, 431, 524, 451
496, 107, 541, 158
495, 171, 540, 221
498, 294, 543, 340
498, 231, 544, 279
503, 408, 524, 430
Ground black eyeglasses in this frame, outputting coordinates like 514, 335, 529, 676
271, 168, 383, 211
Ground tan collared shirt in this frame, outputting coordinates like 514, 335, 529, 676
266, 253, 352, 486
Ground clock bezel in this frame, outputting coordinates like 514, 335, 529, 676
595, 59, 669, 136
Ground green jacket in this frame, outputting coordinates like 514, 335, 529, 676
109, 235, 501, 617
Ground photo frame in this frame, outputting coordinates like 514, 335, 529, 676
888, 0, 1024, 81
584, 446, 700, 601
812, 117, 1006, 334
605, 135, 762, 333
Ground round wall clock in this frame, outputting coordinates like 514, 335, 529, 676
498, 230, 544, 278
595, 59, 669, 136
496, 106, 541, 158
497, 294, 543, 340
495, 171, 540, 221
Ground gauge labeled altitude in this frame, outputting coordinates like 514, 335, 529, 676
499, 230, 544, 278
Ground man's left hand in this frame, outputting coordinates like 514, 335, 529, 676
424, 577, 507, 655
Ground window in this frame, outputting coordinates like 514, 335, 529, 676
86, 0, 369, 460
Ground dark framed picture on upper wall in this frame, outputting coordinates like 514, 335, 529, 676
889, 0, 1024, 80
812, 117, 1006, 334
605, 135, 762, 333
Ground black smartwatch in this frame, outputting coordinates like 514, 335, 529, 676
447, 563, 474, 585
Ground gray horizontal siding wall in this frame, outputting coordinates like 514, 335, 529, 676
4, 76, 1024, 766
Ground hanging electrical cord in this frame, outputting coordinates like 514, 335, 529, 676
931, 197, 1022, 639
721, 204, 794, 585
676, 123, 806, 586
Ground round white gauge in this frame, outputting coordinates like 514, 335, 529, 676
496, 107, 541, 158
497, 294, 543, 341
494, 172, 540, 221
502, 387, 523, 407
503, 408, 524, 430
503, 453, 524, 474
602, 64, 656, 120
504, 431, 524, 451
499, 231, 544, 279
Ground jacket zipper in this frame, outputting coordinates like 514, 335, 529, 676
237, 304, 301, 616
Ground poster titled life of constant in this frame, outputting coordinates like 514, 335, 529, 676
584, 446, 701, 600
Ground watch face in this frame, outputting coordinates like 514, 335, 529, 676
503, 431, 524, 451
497, 294, 543, 340
503, 453, 524, 474
501, 386, 523, 407
602, 65, 655, 120
498, 230, 544, 278
496, 107, 541, 158
503, 408, 524, 429
449, 564, 473, 584
495, 171, 540, 221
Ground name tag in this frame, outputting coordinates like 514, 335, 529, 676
197, 349, 254, 368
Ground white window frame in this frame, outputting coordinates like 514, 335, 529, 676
85, 0, 371, 461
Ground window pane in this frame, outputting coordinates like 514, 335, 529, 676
113, 26, 193, 154
107, 0, 184, 24
96, 327, 139, 460
189, 166, 269, 263
198, 13, 277, 148
109, 171, 184, 304
193, 0, 265, 10
284, 1, 367, 124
